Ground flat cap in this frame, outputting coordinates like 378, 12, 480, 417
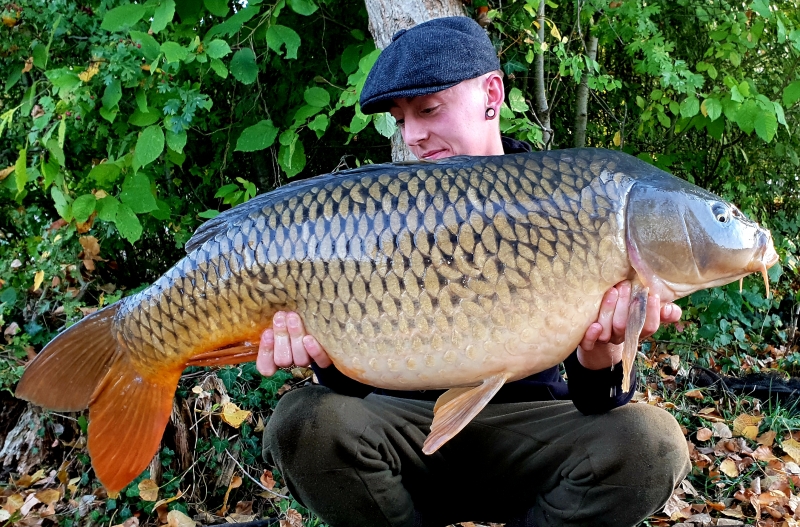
359, 17, 500, 115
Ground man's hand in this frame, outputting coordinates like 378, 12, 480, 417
577, 281, 682, 370
256, 311, 332, 377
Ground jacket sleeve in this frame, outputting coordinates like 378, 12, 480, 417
310, 363, 375, 398
563, 351, 637, 415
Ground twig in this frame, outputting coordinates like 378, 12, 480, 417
224, 450, 289, 499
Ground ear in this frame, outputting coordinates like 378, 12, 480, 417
484, 72, 505, 111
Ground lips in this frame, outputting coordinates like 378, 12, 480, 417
420, 149, 448, 160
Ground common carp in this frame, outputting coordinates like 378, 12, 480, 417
16, 148, 778, 493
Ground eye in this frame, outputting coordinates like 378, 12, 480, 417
421, 105, 439, 115
712, 203, 729, 223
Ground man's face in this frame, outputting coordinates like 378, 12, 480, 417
389, 76, 498, 160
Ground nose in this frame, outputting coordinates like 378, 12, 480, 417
402, 114, 428, 147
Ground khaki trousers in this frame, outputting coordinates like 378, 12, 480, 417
264, 386, 690, 527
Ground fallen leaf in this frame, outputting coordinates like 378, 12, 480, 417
0, 511, 9, 522
662, 491, 691, 520
137, 479, 159, 502
685, 389, 704, 399
751, 445, 777, 461
35, 489, 60, 505
31, 105, 45, 119
221, 401, 251, 428
697, 427, 713, 441
0, 165, 14, 181
759, 430, 777, 447
22, 57, 33, 73
254, 416, 265, 433
19, 493, 41, 516
3, 494, 25, 513
152, 489, 183, 510
720, 458, 740, 478
260, 470, 276, 490
713, 422, 733, 439
733, 414, 762, 440
33, 270, 44, 292
235, 501, 253, 515
167, 510, 196, 527
218, 475, 243, 516
79, 236, 102, 261
782, 439, 800, 463
281, 508, 303, 527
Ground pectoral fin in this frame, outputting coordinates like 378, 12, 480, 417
423, 373, 509, 455
621, 283, 649, 393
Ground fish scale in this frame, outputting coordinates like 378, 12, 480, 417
17, 148, 778, 493
112, 150, 629, 389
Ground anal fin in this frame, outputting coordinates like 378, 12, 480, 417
422, 373, 509, 455
621, 284, 649, 393
186, 343, 260, 367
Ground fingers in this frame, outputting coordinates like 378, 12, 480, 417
640, 293, 661, 338
579, 322, 603, 351
304, 335, 332, 368
661, 302, 682, 324
609, 281, 631, 345
286, 313, 311, 367
256, 329, 277, 377
272, 311, 293, 368
595, 287, 619, 343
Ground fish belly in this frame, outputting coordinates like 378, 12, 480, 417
119, 150, 635, 388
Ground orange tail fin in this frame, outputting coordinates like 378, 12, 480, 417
16, 304, 120, 411
87, 355, 182, 494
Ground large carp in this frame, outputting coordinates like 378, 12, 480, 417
16, 148, 777, 493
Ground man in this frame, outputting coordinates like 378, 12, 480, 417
260, 17, 690, 527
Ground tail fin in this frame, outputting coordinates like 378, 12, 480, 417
16, 304, 121, 411
87, 355, 182, 494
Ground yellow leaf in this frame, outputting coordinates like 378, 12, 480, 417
0, 165, 14, 181
733, 414, 762, 440
138, 478, 159, 502
613, 131, 621, 146
549, 22, 561, 40
29, 469, 45, 483
782, 438, 800, 463
153, 490, 183, 510
78, 62, 100, 82
720, 458, 739, 477
696, 427, 713, 441
758, 430, 776, 446
221, 401, 251, 428
700, 99, 709, 117
3, 493, 24, 513
35, 489, 61, 505
685, 389, 704, 400
167, 510, 196, 527
33, 270, 44, 292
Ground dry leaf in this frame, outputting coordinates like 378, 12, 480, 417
35, 489, 60, 505
260, 470, 276, 490
759, 430, 777, 447
22, 57, 33, 73
782, 439, 800, 463
221, 401, 251, 428
218, 475, 243, 516
167, 510, 196, 527
662, 492, 691, 520
751, 445, 777, 461
3, 494, 25, 513
720, 458, 740, 478
20, 493, 41, 516
33, 270, 44, 292
111, 517, 140, 527
685, 389, 704, 399
254, 416, 265, 433
235, 501, 253, 515
281, 509, 303, 527
0, 511, 10, 522
137, 479, 159, 502
78, 62, 100, 82
152, 490, 183, 510
697, 427, 713, 441
733, 414, 762, 440
713, 422, 733, 439
80, 236, 102, 261
0, 165, 14, 181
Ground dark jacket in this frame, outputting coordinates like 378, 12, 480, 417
311, 137, 636, 415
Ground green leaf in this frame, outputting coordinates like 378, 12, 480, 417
72, 194, 97, 223
235, 120, 278, 152
14, 149, 26, 194
304, 87, 330, 108
129, 108, 160, 127
32, 42, 48, 69
349, 110, 371, 134
101, 4, 147, 32
41, 156, 59, 189
198, 209, 220, 219
751, 0, 771, 18
5, 64, 23, 93
89, 163, 121, 186
679, 96, 699, 118
340, 45, 360, 74
266, 25, 301, 59
166, 129, 187, 154
734, 99, 758, 134
51, 186, 72, 221
783, 80, 800, 107
133, 126, 165, 172
278, 137, 305, 177
204, 0, 229, 17
657, 111, 671, 128
293, 105, 322, 122
114, 203, 143, 243
209, 58, 228, 78
729, 51, 741, 67
120, 173, 158, 213
46, 139, 65, 167
205, 39, 231, 59
373, 113, 396, 138
230, 48, 258, 84
704, 98, 722, 121
151, 0, 175, 33
130, 31, 161, 62
102, 79, 122, 110
151, 199, 171, 221
206, 6, 259, 38
99, 106, 118, 123
57, 117, 66, 148
754, 109, 778, 142
96, 195, 120, 222
161, 41, 188, 63
773, 102, 787, 128
45, 69, 81, 95
508, 88, 529, 113
287, 0, 318, 15
308, 114, 329, 133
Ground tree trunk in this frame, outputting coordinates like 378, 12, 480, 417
574, 34, 599, 148
363, 0, 466, 161
533, 0, 552, 148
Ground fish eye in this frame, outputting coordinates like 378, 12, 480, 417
712, 203, 729, 223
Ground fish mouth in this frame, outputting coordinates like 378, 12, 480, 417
743, 229, 780, 296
